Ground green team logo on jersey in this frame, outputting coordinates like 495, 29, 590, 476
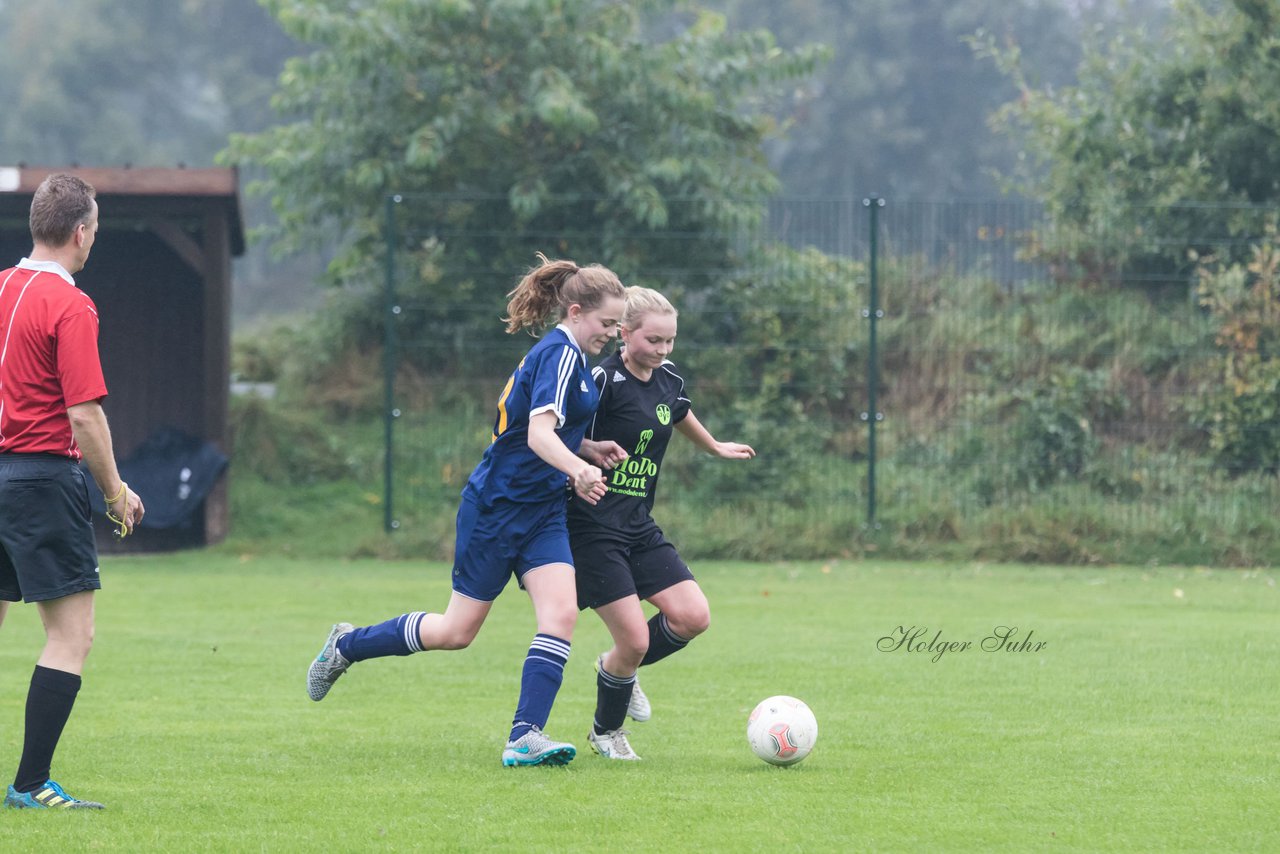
613, 430, 659, 497
656, 404, 671, 426
610, 455, 658, 496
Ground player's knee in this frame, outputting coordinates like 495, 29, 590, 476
438, 622, 480, 650
669, 602, 710, 639
666, 583, 711, 638
538, 604, 578, 639
693, 606, 711, 637
617, 628, 649, 668
438, 633, 471, 651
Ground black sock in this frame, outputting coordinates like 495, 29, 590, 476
639, 613, 690, 667
592, 662, 635, 735
13, 666, 81, 793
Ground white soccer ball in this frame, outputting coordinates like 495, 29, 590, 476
747, 695, 818, 766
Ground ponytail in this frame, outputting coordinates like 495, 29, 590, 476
504, 251, 626, 334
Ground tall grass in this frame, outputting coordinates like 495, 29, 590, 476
226, 246, 1280, 566
222, 391, 1280, 566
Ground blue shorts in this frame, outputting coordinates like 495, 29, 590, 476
452, 492, 574, 602
0, 454, 101, 603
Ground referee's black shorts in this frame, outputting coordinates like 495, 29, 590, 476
0, 453, 101, 603
571, 524, 694, 611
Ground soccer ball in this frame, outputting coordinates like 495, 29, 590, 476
747, 695, 818, 766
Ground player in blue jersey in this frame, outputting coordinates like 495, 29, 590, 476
307, 254, 628, 767
568, 287, 755, 760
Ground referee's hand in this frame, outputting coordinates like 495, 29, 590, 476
107, 486, 146, 537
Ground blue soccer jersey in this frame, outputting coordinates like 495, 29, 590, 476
464, 325, 600, 506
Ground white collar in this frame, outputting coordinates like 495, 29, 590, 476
17, 257, 75, 285
555, 323, 585, 362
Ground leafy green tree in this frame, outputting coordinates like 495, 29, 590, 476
225, 0, 824, 370
670, 243, 865, 503
984, 0, 1280, 289
0, 0, 297, 166
1195, 223, 1280, 475
0, 0, 316, 323
706, 0, 1082, 199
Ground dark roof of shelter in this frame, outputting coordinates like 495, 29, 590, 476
0, 166, 245, 255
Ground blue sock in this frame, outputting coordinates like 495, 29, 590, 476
640, 613, 690, 667
509, 634, 570, 742
337, 612, 426, 662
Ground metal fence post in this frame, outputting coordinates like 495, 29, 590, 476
863, 195, 885, 527
383, 194, 402, 532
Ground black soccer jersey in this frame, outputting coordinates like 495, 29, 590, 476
567, 350, 691, 537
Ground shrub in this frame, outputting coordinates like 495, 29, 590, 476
1195, 226, 1280, 475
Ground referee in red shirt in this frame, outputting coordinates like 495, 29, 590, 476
0, 174, 144, 810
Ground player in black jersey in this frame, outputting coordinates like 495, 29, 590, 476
568, 287, 754, 760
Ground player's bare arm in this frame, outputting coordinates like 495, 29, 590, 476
578, 438, 629, 469
675, 411, 756, 460
527, 411, 608, 504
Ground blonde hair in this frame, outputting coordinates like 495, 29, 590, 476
622, 286, 677, 330
504, 252, 626, 334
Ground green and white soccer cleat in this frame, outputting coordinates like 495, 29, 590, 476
307, 622, 354, 701
587, 727, 641, 761
4, 781, 104, 810
501, 727, 576, 767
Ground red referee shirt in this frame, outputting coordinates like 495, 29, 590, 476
0, 259, 108, 459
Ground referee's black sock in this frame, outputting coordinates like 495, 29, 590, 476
639, 613, 690, 667
13, 665, 81, 793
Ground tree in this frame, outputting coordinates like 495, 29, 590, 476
0, 0, 298, 167
1195, 222, 1280, 476
704, 0, 1083, 200
0, 0, 318, 323
984, 0, 1280, 290
224, 0, 824, 371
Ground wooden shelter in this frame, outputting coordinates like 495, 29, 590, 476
0, 166, 244, 549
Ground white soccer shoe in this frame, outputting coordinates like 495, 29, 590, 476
627, 675, 651, 722
307, 622, 353, 701
588, 728, 641, 761
501, 726, 576, 767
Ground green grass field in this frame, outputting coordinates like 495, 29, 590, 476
1, 555, 1276, 852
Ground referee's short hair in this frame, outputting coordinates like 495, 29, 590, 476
30, 173, 97, 248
